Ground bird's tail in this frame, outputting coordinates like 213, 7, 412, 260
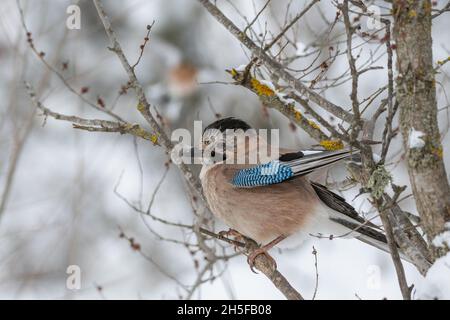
310, 181, 413, 263
331, 215, 414, 264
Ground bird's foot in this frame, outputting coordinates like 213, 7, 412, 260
218, 229, 245, 252
246, 248, 277, 273
246, 235, 286, 273
218, 228, 243, 239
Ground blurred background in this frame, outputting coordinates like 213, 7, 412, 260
0, 0, 449, 299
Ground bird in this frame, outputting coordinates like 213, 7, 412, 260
194, 117, 403, 271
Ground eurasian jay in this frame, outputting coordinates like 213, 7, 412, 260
194, 117, 399, 270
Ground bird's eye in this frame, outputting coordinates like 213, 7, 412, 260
204, 139, 210, 146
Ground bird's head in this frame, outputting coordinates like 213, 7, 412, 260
199, 117, 263, 166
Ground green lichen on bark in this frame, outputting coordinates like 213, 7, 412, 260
367, 165, 392, 200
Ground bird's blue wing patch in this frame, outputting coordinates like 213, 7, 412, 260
231, 160, 294, 187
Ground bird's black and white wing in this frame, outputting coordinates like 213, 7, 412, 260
278, 148, 360, 176
231, 148, 359, 188
310, 181, 417, 263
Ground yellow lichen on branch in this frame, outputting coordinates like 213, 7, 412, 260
437, 57, 450, 66
308, 120, 320, 130
226, 68, 329, 141
408, 10, 417, 18
422, 0, 432, 14
250, 78, 275, 97
122, 123, 158, 145
294, 110, 302, 121
319, 139, 344, 151
432, 145, 443, 159
150, 134, 158, 145
137, 101, 146, 113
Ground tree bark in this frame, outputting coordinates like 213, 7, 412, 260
393, 0, 450, 257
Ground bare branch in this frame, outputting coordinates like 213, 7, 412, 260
24, 82, 160, 144
243, 0, 271, 35
16, 0, 125, 122
198, 0, 354, 123
341, 1, 362, 141
264, 0, 320, 52
379, 202, 411, 300
92, 0, 204, 200
432, 1, 450, 18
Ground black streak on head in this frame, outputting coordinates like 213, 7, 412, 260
203, 117, 251, 134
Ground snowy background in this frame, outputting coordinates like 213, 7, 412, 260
0, 0, 449, 299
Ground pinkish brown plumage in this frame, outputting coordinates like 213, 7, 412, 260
202, 163, 342, 244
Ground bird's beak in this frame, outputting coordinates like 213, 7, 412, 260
190, 146, 203, 164
201, 148, 227, 164
170, 144, 203, 165
175, 146, 226, 165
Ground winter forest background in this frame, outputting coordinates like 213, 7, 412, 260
0, 0, 449, 299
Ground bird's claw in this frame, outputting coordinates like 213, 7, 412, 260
218, 229, 244, 252
219, 228, 243, 239
246, 248, 277, 273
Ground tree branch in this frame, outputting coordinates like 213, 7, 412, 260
198, 0, 354, 124
393, 0, 450, 258
341, 0, 362, 141
92, 0, 204, 199
264, 0, 320, 52
24, 83, 161, 144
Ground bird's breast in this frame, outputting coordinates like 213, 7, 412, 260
201, 164, 324, 244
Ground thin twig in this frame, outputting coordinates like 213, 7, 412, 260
341, 0, 361, 141
311, 246, 319, 300
131, 21, 155, 69
16, 0, 125, 122
92, 0, 204, 200
264, 0, 319, 51
378, 205, 411, 300
243, 0, 271, 35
